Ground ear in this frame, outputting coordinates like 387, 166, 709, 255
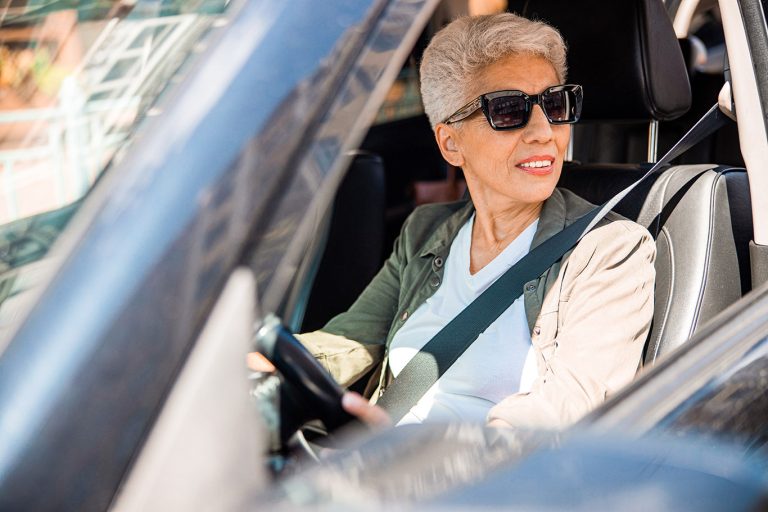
435, 123, 465, 167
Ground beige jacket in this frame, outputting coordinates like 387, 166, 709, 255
299, 188, 656, 430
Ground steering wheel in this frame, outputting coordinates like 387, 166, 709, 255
254, 314, 358, 445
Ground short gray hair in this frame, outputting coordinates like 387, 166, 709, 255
420, 13, 568, 129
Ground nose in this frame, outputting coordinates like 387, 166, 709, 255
521, 104, 553, 143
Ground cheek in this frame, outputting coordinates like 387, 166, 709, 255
553, 126, 571, 159
491, 133, 525, 165
470, 133, 518, 166
462, 128, 531, 174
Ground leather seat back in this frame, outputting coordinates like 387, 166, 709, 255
637, 165, 752, 362
559, 164, 753, 364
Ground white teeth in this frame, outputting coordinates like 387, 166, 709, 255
519, 160, 552, 168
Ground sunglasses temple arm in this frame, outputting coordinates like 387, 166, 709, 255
445, 97, 482, 124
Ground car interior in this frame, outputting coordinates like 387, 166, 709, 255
288, 0, 753, 375
3, 2, 767, 509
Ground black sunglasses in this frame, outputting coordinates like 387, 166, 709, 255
442, 84, 583, 130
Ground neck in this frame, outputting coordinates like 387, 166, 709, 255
468, 193, 542, 274
472, 199, 541, 248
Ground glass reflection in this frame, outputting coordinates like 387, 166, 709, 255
0, 0, 229, 337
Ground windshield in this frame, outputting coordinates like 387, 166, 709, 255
0, 0, 229, 336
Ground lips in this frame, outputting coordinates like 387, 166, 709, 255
515, 155, 556, 175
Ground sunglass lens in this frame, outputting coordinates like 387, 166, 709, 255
487, 95, 527, 128
542, 87, 581, 123
542, 90, 568, 122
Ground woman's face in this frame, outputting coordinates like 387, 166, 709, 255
436, 53, 570, 211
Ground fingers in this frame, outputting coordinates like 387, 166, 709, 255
487, 418, 513, 429
342, 391, 392, 428
246, 352, 276, 373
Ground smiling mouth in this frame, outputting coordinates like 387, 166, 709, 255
516, 157, 555, 175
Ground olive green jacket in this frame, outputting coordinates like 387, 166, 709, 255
298, 188, 656, 429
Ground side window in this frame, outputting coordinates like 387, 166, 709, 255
373, 59, 424, 125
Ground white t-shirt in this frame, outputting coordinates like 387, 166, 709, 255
388, 215, 539, 425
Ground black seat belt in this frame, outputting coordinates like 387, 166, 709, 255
378, 104, 730, 423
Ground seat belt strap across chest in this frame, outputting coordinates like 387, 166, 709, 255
377, 104, 730, 423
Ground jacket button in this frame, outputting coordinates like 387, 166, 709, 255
525, 283, 537, 292
533, 326, 541, 336
401, 311, 409, 321
430, 276, 441, 288
434, 256, 444, 268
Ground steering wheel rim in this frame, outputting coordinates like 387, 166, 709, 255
254, 315, 358, 445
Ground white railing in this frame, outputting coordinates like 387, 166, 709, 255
0, 14, 206, 224
0, 91, 140, 223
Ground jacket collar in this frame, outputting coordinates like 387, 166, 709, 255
418, 188, 571, 257
530, 188, 567, 250
418, 200, 475, 258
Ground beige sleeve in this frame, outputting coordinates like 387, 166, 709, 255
487, 221, 656, 430
296, 331, 384, 389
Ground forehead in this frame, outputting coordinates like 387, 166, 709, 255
472, 53, 559, 96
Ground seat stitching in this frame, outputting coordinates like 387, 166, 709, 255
688, 172, 719, 339
652, 227, 674, 363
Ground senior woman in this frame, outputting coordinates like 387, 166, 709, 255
296, 12, 655, 430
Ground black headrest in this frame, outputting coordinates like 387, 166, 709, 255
511, 0, 692, 121
678, 37, 696, 75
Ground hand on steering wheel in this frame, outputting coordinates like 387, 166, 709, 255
248, 352, 391, 429
341, 392, 391, 428
251, 315, 390, 444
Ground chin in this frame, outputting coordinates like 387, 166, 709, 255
522, 178, 559, 204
